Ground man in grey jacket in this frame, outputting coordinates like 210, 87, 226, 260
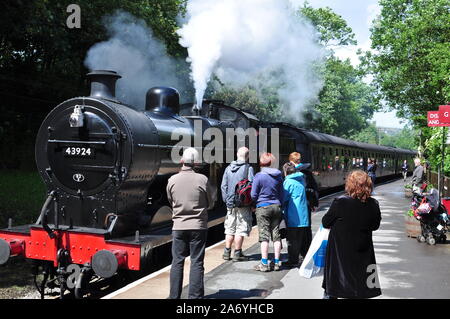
167, 147, 216, 299
412, 158, 425, 190
221, 147, 254, 262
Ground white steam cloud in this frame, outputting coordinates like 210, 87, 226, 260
177, 0, 325, 120
84, 11, 188, 109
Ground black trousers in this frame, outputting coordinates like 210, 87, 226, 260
169, 229, 207, 299
286, 227, 312, 263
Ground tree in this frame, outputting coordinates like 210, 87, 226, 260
424, 127, 450, 175
299, 3, 379, 138
0, 0, 188, 169
350, 122, 380, 145
302, 57, 380, 138
211, 84, 282, 122
299, 3, 357, 48
379, 127, 419, 150
367, 0, 450, 128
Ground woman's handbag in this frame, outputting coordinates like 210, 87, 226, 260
299, 224, 329, 278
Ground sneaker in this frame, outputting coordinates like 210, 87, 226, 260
254, 262, 271, 272
232, 250, 250, 262
273, 261, 282, 271
223, 248, 231, 261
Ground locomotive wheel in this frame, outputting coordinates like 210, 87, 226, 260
426, 237, 436, 245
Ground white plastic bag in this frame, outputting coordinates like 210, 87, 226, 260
299, 225, 329, 278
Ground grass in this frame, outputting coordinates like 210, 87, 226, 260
0, 170, 46, 298
0, 257, 37, 299
0, 170, 46, 228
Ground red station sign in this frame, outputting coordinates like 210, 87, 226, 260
438, 105, 450, 124
427, 111, 446, 127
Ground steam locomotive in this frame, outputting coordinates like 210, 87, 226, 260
0, 70, 416, 298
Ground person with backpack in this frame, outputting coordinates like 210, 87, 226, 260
282, 162, 310, 268
221, 147, 254, 262
251, 153, 284, 272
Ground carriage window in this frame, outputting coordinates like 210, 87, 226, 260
334, 156, 341, 170
218, 108, 238, 121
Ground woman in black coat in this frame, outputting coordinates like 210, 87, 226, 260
322, 170, 382, 299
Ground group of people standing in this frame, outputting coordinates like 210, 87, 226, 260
222, 149, 319, 272
166, 146, 383, 299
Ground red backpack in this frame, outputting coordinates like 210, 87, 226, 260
233, 165, 253, 207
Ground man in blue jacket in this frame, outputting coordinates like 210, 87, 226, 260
251, 153, 284, 271
282, 162, 310, 268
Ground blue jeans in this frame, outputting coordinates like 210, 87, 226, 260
169, 229, 207, 299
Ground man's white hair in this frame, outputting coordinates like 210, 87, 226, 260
181, 147, 200, 164
414, 158, 421, 165
237, 147, 249, 160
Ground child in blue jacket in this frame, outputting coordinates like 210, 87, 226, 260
282, 163, 311, 267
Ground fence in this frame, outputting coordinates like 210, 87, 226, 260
426, 171, 450, 197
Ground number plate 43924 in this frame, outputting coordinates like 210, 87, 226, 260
64, 146, 94, 157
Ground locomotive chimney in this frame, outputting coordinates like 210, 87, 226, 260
145, 87, 180, 114
86, 70, 121, 100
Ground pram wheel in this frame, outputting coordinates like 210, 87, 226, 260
426, 237, 436, 245
417, 235, 426, 243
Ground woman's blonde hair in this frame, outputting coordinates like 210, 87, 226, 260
289, 152, 301, 164
260, 152, 276, 167
345, 170, 372, 202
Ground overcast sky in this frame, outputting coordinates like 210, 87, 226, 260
292, 0, 407, 129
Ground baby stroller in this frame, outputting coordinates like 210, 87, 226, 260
411, 186, 450, 245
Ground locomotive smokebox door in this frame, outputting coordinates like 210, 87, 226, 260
44, 107, 120, 194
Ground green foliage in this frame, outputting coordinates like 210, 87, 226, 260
300, 3, 357, 47
0, 0, 188, 169
0, 171, 46, 227
350, 122, 380, 145
379, 127, 419, 150
367, 0, 450, 128
424, 127, 450, 175
211, 84, 282, 122
351, 122, 419, 150
296, 3, 380, 138
303, 57, 380, 138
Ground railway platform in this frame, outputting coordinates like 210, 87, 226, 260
103, 178, 450, 299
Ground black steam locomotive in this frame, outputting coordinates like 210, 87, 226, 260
0, 70, 416, 298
